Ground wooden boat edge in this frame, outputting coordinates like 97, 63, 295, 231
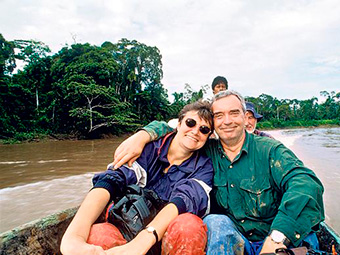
0, 207, 78, 255
1, 207, 339, 254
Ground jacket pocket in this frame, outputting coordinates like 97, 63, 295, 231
213, 177, 228, 210
239, 178, 278, 218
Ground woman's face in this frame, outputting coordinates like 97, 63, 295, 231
176, 110, 212, 152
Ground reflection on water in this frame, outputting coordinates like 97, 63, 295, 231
0, 128, 339, 234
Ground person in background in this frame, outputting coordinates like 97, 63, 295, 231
168, 75, 228, 131
60, 100, 214, 255
245, 101, 274, 139
112, 90, 324, 255
211, 75, 228, 95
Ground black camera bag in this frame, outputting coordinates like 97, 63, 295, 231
107, 184, 165, 252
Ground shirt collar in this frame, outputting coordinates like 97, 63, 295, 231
216, 131, 250, 158
242, 131, 250, 154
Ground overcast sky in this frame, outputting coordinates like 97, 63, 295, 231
1, 0, 339, 101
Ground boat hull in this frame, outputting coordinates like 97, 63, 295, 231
0, 207, 77, 255
1, 207, 339, 255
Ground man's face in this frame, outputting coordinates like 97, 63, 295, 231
212, 95, 246, 145
213, 83, 227, 95
245, 111, 257, 133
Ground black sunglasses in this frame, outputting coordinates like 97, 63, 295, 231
185, 118, 211, 135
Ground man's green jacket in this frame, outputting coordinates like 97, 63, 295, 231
144, 121, 325, 247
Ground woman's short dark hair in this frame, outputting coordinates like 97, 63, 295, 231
178, 100, 213, 130
211, 76, 228, 90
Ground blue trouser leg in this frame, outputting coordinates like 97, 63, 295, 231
301, 232, 319, 250
204, 214, 319, 255
203, 214, 252, 255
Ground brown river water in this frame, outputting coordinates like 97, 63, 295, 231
0, 127, 339, 234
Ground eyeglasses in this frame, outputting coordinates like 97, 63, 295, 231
185, 118, 211, 135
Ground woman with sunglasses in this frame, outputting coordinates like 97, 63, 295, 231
61, 100, 214, 255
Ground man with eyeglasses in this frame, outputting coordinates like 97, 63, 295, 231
112, 90, 324, 255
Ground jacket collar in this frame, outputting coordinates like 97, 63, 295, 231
157, 132, 200, 173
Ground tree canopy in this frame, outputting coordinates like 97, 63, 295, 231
0, 33, 339, 141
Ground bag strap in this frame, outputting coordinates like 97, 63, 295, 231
131, 196, 151, 220
113, 196, 129, 210
126, 184, 143, 195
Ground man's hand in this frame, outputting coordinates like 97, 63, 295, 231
112, 130, 151, 169
259, 236, 287, 255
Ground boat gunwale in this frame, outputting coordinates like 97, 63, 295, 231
1, 207, 339, 254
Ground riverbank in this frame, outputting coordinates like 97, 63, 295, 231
2, 120, 339, 145
257, 119, 340, 130
0, 132, 134, 145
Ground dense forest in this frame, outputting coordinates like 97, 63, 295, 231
1, 34, 339, 142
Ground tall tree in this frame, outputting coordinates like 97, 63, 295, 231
319, 91, 339, 119
13, 39, 51, 110
105, 39, 164, 103
298, 97, 318, 121
0, 34, 16, 76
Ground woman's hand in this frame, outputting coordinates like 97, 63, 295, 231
60, 189, 111, 255
61, 237, 106, 255
105, 233, 154, 255
112, 130, 150, 169
105, 243, 145, 255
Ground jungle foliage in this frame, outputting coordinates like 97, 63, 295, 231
1, 34, 339, 142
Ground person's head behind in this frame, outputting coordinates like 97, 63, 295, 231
245, 102, 263, 133
211, 76, 228, 95
211, 90, 246, 145
175, 100, 213, 151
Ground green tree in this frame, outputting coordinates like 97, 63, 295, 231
298, 97, 318, 121
319, 91, 339, 120
0, 34, 16, 76
67, 78, 134, 134
50, 42, 149, 135
168, 92, 186, 120
106, 39, 164, 103
277, 99, 291, 121
256, 94, 278, 120
137, 81, 170, 123
13, 40, 51, 111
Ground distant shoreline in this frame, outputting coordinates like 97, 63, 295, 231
1, 122, 339, 145
261, 123, 340, 131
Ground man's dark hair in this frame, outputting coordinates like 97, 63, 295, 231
211, 76, 228, 90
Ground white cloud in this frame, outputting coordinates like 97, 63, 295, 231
1, 0, 339, 101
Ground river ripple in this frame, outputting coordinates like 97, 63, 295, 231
0, 128, 339, 234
